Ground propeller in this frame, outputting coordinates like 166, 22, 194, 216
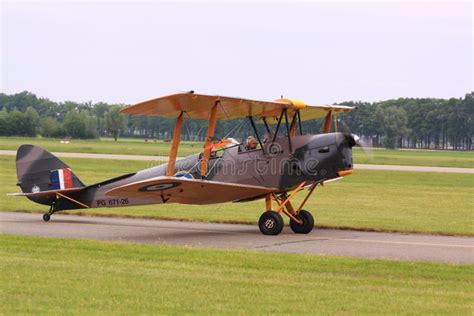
355, 135, 374, 160
335, 115, 374, 160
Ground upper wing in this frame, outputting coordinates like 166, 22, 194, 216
121, 92, 354, 121
105, 176, 277, 205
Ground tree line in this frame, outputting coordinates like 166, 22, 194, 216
0, 91, 472, 150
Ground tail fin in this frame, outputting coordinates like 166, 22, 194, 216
15, 145, 85, 204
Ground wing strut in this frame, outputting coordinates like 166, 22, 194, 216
284, 109, 293, 153
272, 109, 285, 143
297, 110, 303, 135
289, 110, 298, 136
200, 102, 219, 177
248, 116, 266, 155
166, 111, 184, 176
323, 111, 332, 133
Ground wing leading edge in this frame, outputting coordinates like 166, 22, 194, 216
121, 92, 354, 121
105, 176, 277, 205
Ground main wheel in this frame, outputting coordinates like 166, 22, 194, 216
258, 211, 284, 235
290, 210, 314, 234
42, 213, 51, 222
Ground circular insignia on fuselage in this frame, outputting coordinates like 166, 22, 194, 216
138, 182, 181, 192
31, 185, 40, 193
174, 171, 194, 179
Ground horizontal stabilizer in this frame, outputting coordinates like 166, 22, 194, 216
105, 176, 276, 205
8, 187, 85, 198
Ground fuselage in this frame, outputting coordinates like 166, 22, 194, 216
54, 132, 354, 211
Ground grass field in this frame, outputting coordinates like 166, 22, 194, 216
1, 234, 472, 314
1, 156, 472, 236
0, 136, 201, 157
1, 136, 473, 168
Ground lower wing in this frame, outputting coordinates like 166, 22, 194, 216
105, 176, 277, 205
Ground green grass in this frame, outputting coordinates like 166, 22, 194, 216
353, 147, 474, 168
1, 234, 472, 314
1, 156, 473, 236
1, 136, 473, 168
0, 136, 202, 157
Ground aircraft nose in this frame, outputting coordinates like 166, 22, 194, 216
337, 133, 354, 171
345, 133, 359, 147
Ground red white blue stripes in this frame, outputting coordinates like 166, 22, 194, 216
50, 168, 73, 190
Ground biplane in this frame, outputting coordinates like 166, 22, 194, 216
11, 92, 358, 235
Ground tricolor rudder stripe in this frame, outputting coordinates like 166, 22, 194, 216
50, 168, 74, 190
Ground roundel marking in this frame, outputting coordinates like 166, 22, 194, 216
174, 171, 194, 179
31, 185, 40, 193
138, 182, 182, 192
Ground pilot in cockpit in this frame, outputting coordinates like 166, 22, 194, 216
245, 136, 258, 151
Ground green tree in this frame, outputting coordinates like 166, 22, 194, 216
462, 92, 473, 150
63, 111, 97, 139
3, 107, 40, 137
23, 107, 40, 136
0, 108, 11, 135
92, 102, 112, 136
40, 117, 66, 138
105, 106, 126, 141
379, 107, 410, 149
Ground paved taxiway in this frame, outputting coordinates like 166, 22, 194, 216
1, 212, 472, 264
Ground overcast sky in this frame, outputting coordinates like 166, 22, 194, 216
1, 0, 472, 105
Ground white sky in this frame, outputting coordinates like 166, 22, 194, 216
1, 0, 472, 105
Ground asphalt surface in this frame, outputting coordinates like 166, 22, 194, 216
1, 212, 473, 264
1, 150, 472, 173
354, 163, 474, 173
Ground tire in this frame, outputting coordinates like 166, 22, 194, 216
42, 213, 51, 222
290, 210, 314, 234
258, 211, 284, 235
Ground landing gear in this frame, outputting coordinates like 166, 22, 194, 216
258, 182, 318, 236
289, 210, 314, 234
258, 211, 284, 235
43, 203, 57, 222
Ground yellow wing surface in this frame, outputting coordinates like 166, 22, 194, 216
105, 176, 277, 205
121, 92, 354, 121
